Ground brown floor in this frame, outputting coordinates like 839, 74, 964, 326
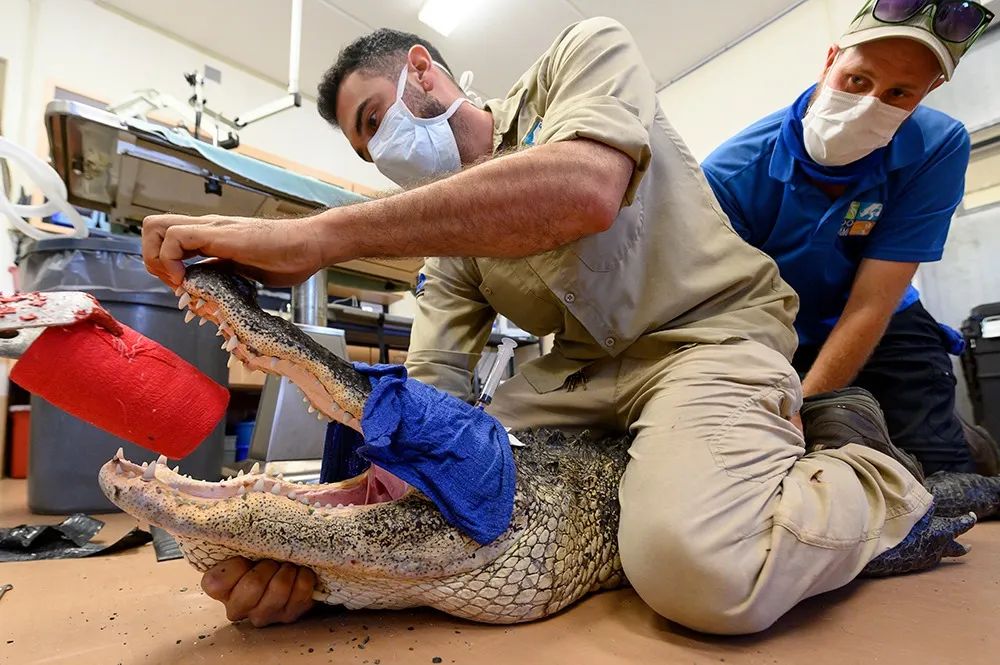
1, 478, 997, 665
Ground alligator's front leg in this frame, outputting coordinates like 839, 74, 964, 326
861, 507, 977, 578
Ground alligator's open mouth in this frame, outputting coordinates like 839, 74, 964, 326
174, 268, 364, 432
104, 449, 410, 509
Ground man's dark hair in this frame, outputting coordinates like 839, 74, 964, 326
317, 28, 452, 127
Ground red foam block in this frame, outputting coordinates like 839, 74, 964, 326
10, 320, 230, 458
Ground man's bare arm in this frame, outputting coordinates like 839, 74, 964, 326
142, 139, 633, 286
319, 139, 633, 264
801, 258, 919, 397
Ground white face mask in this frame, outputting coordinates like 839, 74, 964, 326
368, 63, 469, 187
801, 85, 912, 167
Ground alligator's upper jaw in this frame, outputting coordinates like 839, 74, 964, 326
99, 448, 409, 519
175, 264, 365, 432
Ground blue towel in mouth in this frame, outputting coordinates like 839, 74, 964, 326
320, 362, 515, 545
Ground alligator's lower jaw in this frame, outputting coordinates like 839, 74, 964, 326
172, 284, 363, 432
102, 449, 410, 512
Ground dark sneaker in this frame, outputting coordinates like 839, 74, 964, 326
800, 387, 925, 483
957, 413, 1000, 477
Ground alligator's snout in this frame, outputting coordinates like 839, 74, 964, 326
178, 262, 370, 430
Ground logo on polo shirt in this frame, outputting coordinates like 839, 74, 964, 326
839, 200, 883, 237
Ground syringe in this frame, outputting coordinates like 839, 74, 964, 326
474, 337, 518, 410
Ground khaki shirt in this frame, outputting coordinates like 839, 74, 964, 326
405, 17, 799, 402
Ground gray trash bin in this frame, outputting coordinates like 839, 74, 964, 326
17, 236, 228, 514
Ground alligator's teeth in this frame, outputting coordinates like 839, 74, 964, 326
337, 503, 344, 508
250, 462, 260, 474
303, 396, 308, 403
347, 503, 355, 507
270, 484, 281, 495
142, 463, 156, 481
194, 299, 204, 309
270, 358, 279, 369
221, 340, 229, 350
177, 293, 191, 309
174, 287, 185, 297
114, 447, 124, 460
276, 473, 284, 480
237, 469, 244, 477
237, 486, 245, 496
225, 336, 239, 352
156, 454, 168, 466
299, 496, 310, 505
316, 412, 324, 420
172, 465, 180, 473
141, 462, 148, 469
184, 310, 195, 324
324, 503, 333, 509
114, 463, 124, 476
216, 327, 224, 337
307, 405, 315, 414
198, 317, 208, 326
227, 355, 235, 368
288, 491, 298, 501
226, 475, 233, 482
253, 479, 265, 492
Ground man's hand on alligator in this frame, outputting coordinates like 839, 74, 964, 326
141, 213, 328, 288
99, 263, 1000, 625
201, 557, 316, 627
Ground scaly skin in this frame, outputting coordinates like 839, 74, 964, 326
861, 508, 977, 578
924, 472, 1000, 519
99, 428, 629, 624
179, 263, 370, 429
98, 262, 989, 623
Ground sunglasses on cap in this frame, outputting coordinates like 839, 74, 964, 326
871, 0, 994, 43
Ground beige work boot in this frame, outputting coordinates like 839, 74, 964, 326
800, 387, 925, 483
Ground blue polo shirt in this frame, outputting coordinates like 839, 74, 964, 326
702, 98, 970, 347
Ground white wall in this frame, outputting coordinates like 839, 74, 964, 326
0, 0, 393, 191
657, 0, 871, 161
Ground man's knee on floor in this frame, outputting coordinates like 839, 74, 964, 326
619, 519, 786, 635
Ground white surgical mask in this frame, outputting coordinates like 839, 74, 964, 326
368, 63, 469, 187
801, 85, 912, 167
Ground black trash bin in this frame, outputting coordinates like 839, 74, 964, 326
17, 236, 228, 514
961, 302, 1000, 443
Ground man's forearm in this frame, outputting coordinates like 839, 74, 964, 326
801, 308, 893, 397
313, 140, 632, 264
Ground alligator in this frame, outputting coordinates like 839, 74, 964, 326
98, 263, 1000, 624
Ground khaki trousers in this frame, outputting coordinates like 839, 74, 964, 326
487, 340, 932, 635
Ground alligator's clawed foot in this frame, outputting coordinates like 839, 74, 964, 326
177, 263, 371, 432
924, 472, 1000, 520
861, 507, 976, 578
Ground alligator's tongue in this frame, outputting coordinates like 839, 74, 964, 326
361, 466, 408, 505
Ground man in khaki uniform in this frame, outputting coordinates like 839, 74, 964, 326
142, 18, 968, 634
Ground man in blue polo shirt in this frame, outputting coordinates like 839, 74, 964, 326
703, 0, 999, 476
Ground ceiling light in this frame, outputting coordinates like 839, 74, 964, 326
418, 0, 477, 37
